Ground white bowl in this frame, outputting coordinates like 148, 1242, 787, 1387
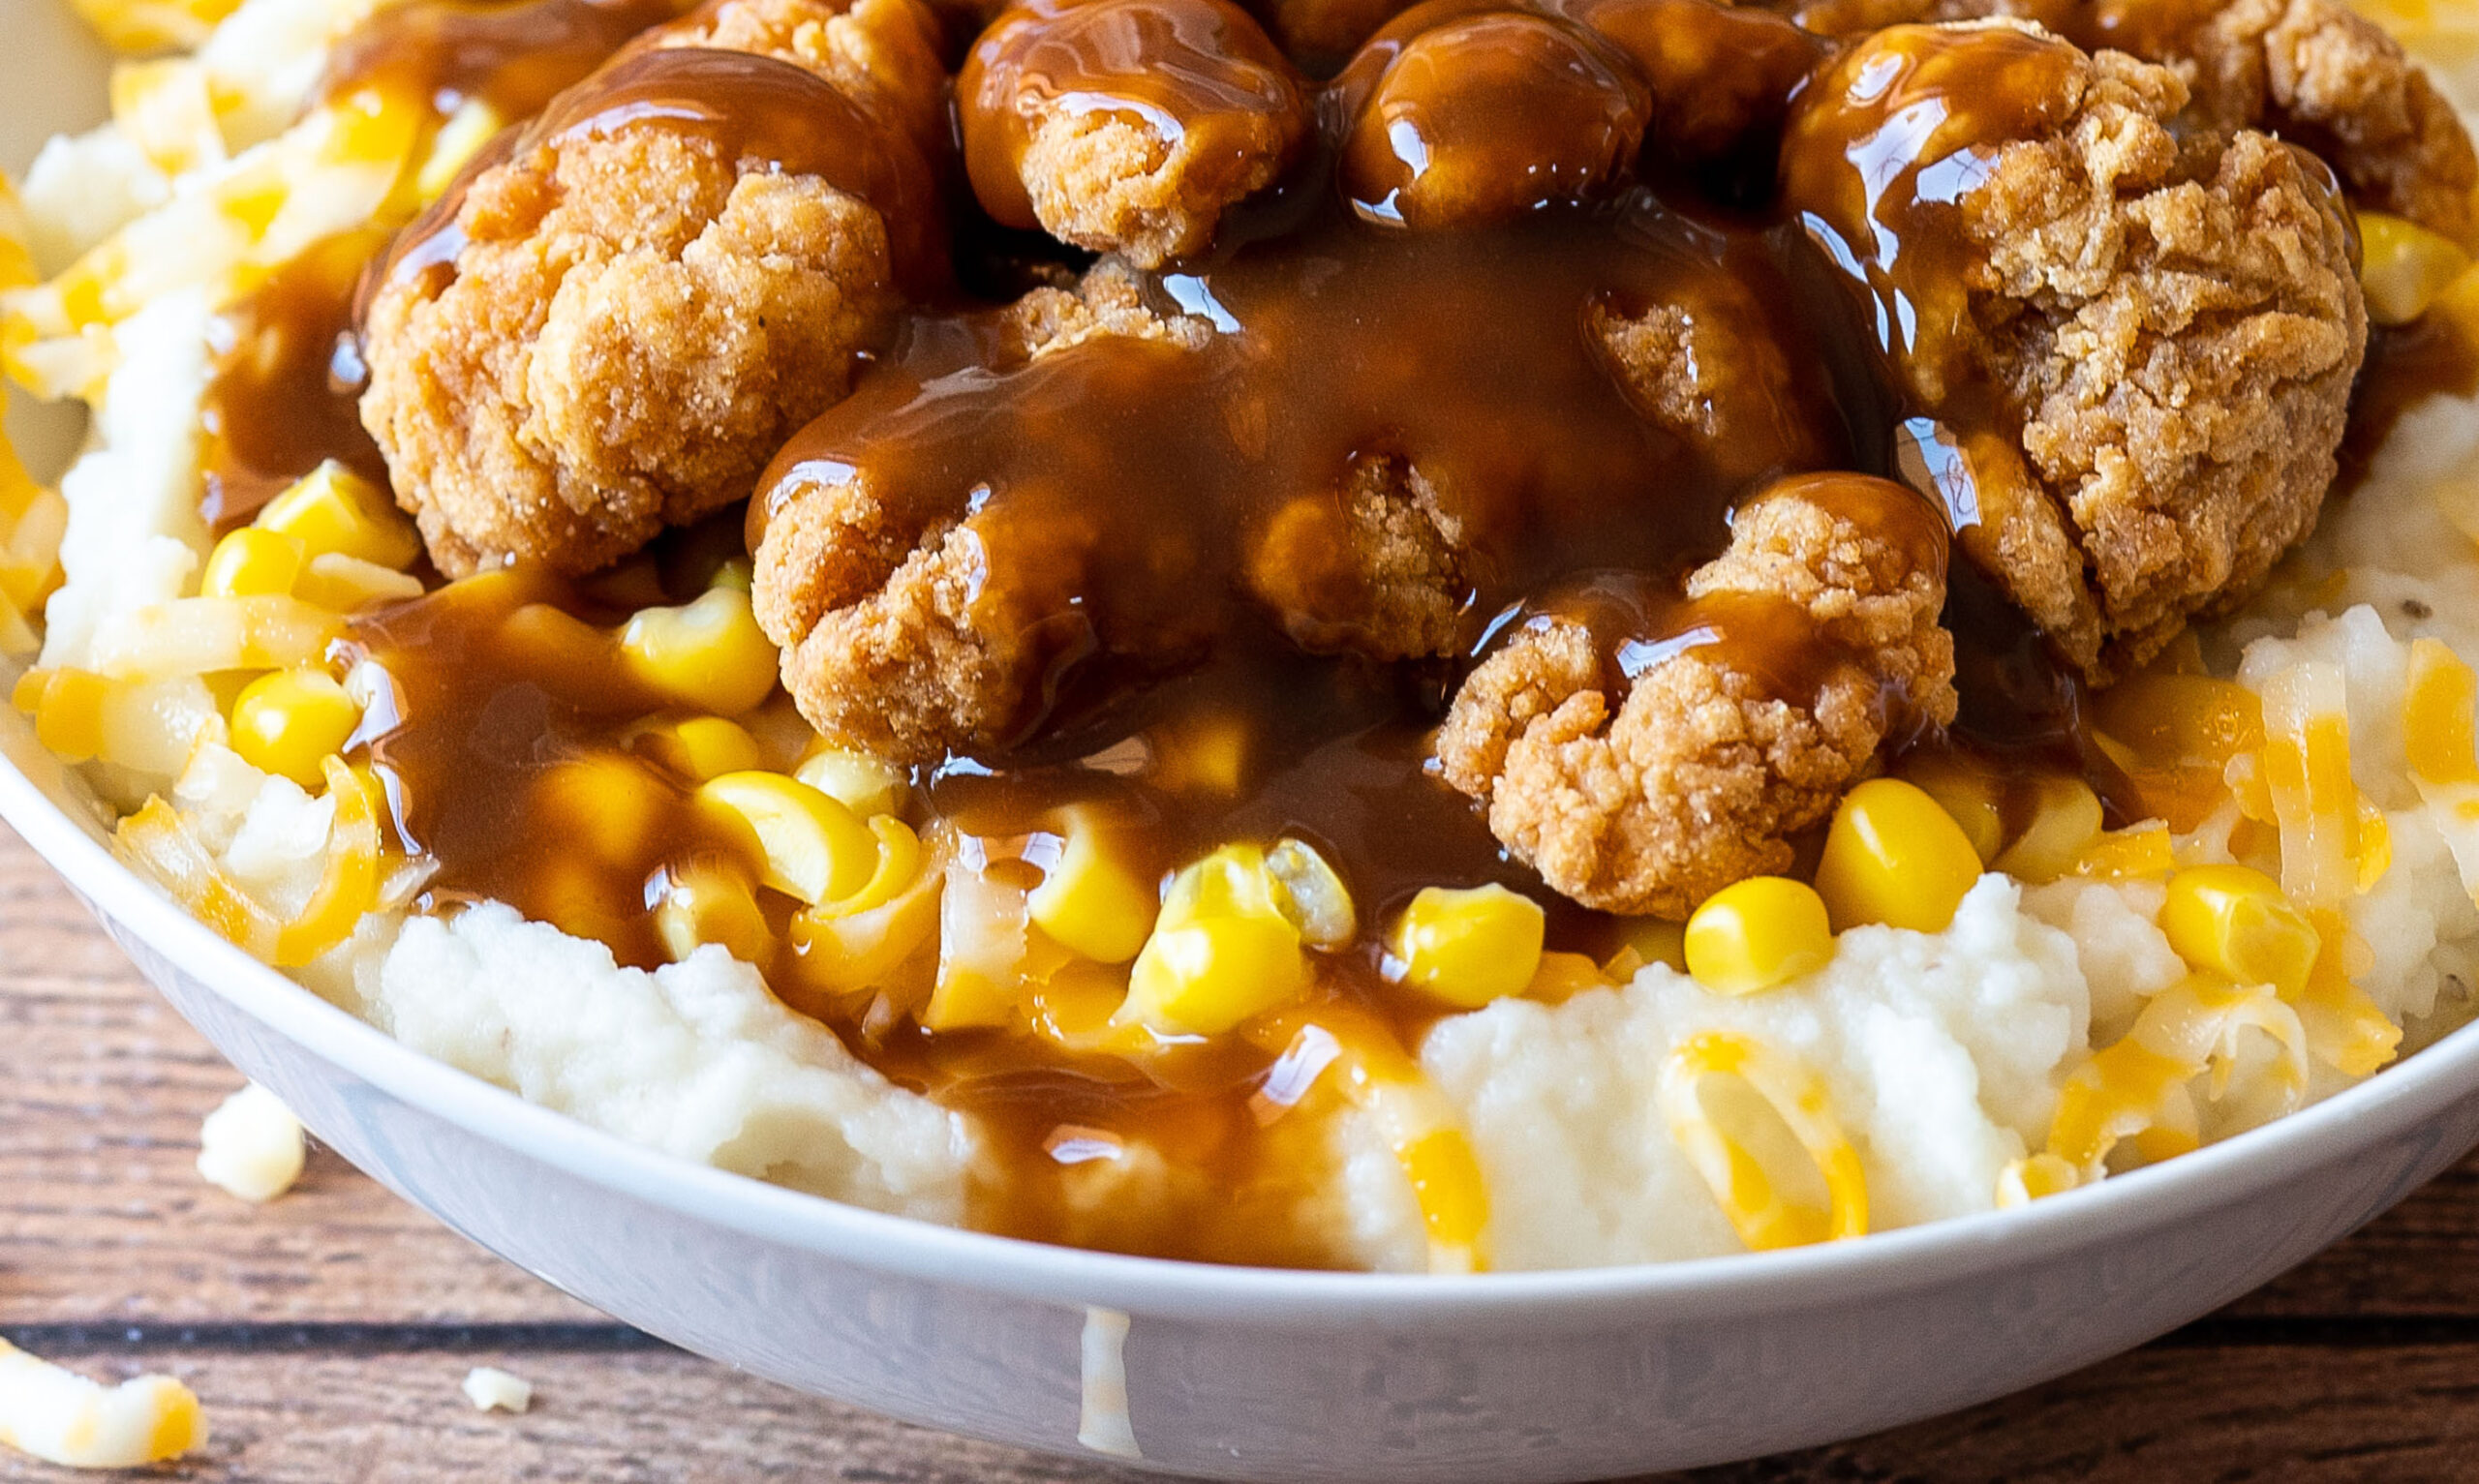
13, 20, 2479, 1481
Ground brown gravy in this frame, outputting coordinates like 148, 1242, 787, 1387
277, 0, 2461, 1262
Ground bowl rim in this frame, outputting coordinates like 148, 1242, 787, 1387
8, 725, 2479, 1330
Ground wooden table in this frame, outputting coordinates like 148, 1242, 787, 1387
10, 818, 2479, 1482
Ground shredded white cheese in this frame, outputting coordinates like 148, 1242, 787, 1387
196, 1081, 305, 1202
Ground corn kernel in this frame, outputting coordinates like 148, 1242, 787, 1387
1390, 883, 1546, 1009
1901, 754, 2005, 863
1683, 876, 1833, 995
1992, 774, 2103, 883
292, 552, 425, 613
795, 744, 907, 817
620, 587, 779, 716
501, 602, 615, 677
653, 860, 774, 965
537, 754, 671, 864
1028, 816, 1157, 964
1524, 951, 1608, 1003
2159, 863, 2321, 1000
1605, 918, 1688, 979
634, 716, 763, 784
696, 771, 876, 906
16, 667, 109, 763
2069, 821, 2177, 882
1266, 837, 1356, 949
66, 0, 239, 53
255, 462, 421, 570
2358, 211, 2475, 325
1125, 912, 1308, 1036
229, 668, 359, 789
1814, 777, 1983, 933
199, 528, 304, 599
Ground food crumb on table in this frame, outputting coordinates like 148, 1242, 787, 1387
463, 1367, 536, 1414
196, 1081, 306, 1203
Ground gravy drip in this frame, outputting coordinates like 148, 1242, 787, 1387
960, 0, 1310, 229
323, 0, 2431, 1261
317, 0, 697, 120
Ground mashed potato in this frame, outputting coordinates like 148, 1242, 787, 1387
7, 0, 2479, 1272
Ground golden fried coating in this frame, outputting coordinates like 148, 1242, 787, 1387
1782, 22, 2365, 681
1784, 0, 2479, 244
753, 265, 1213, 763
359, 0, 946, 577
1244, 456, 1472, 659
959, 0, 1310, 269
1590, 270, 1823, 487
1437, 474, 1957, 918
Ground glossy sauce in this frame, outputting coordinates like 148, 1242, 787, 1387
318, 0, 2442, 1262
961, 0, 1311, 230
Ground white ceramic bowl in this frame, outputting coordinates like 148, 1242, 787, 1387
13, 19, 2479, 1480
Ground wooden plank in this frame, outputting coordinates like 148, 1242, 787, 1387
2, 1333, 2479, 1482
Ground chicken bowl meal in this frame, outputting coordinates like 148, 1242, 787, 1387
7, 0, 2479, 1283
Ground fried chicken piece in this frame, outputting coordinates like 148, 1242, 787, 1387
1783, 0, 2479, 245
753, 265, 1214, 764
359, 0, 947, 577
1437, 473, 1956, 917
1244, 456, 1472, 659
1549, 0, 1822, 165
959, 0, 1310, 269
1333, 6, 1649, 228
1590, 268, 1824, 487
1781, 21, 2365, 680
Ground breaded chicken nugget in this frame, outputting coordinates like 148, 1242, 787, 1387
1436, 473, 1957, 918
359, 0, 947, 577
959, 0, 1310, 268
1782, 20, 2365, 681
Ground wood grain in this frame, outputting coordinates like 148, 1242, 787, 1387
12, 812, 2479, 1482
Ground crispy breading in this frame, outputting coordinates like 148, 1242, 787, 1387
753, 265, 1214, 763
960, 0, 1310, 269
1589, 269, 1823, 487
359, 0, 946, 577
1782, 0, 2479, 243
1436, 474, 1957, 918
1244, 456, 1471, 659
1783, 23, 2365, 681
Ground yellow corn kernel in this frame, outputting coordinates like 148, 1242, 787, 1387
619, 587, 779, 716
255, 462, 421, 571
1524, 951, 1608, 1003
291, 552, 425, 613
653, 861, 773, 965
2406, 638, 2479, 787
1390, 883, 1546, 1009
696, 771, 876, 906
2069, 821, 2177, 882
2159, 863, 2321, 998
16, 667, 110, 763
413, 99, 505, 203
1992, 774, 2103, 883
2358, 211, 2474, 325
199, 528, 305, 600
1683, 876, 1833, 995
230, 669, 360, 790
1028, 817, 1157, 964
538, 754, 671, 865
1900, 754, 2005, 863
815, 815, 924, 919
1814, 777, 1983, 933
1604, 918, 1688, 979
1266, 837, 1357, 949
795, 745, 908, 818
500, 602, 615, 677
1124, 911, 1308, 1036
1996, 1152, 2079, 1209
1660, 1030, 1868, 1251
635, 716, 764, 784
